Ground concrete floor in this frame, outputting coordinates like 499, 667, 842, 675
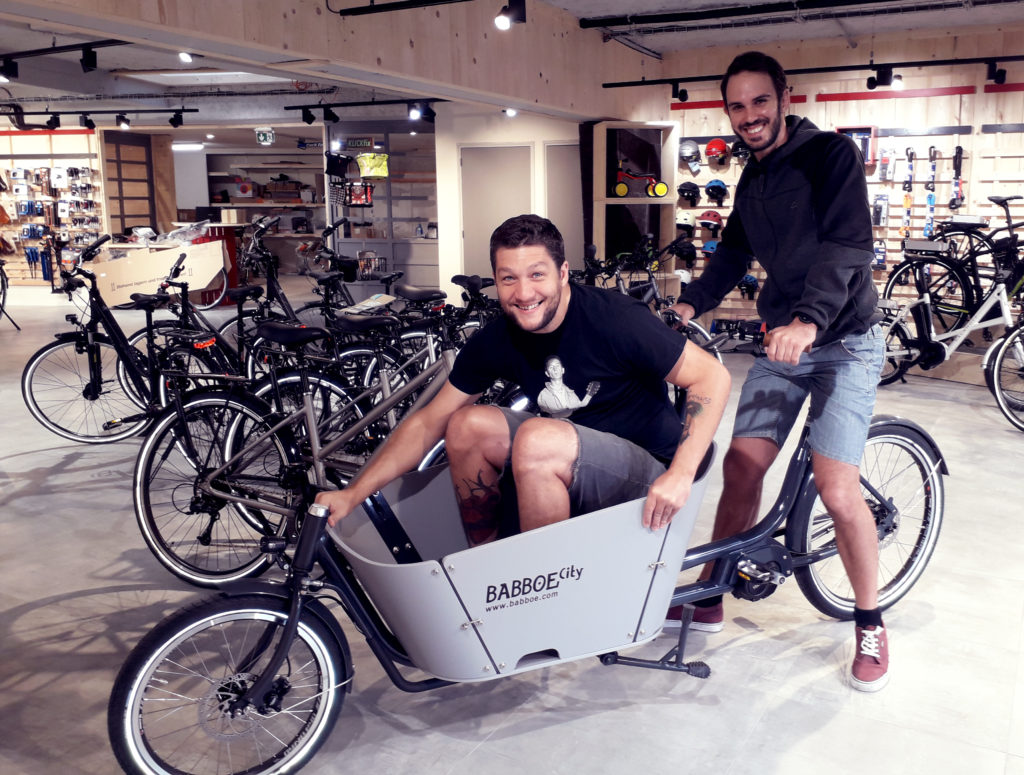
1, 279, 1023, 775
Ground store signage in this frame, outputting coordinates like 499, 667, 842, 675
255, 127, 275, 146
343, 137, 374, 148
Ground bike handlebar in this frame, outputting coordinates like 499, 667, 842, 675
80, 234, 111, 262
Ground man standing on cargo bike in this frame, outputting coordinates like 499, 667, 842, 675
317, 213, 729, 548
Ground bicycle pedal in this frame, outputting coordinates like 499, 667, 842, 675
737, 558, 787, 585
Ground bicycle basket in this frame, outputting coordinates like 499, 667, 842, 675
329, 181, 375, 207
993, 236, 1018, 271
325, 152, 354, 179
356, 152, 389, 180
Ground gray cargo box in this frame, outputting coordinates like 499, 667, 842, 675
328, 448, 713, 682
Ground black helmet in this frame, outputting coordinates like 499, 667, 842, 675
731, 139, 751, 161
677, 181, 700, 207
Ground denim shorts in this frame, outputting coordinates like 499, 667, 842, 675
732, 325, 884, 466
497, 408, 666, 522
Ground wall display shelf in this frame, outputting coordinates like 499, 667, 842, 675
591, 121, 680, 265
325, 130, 438, 288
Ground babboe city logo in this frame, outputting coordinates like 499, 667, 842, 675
484, 564, 584, 610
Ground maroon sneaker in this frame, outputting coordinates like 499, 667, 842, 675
663, 602, 724, 633
851, 625, 889, 692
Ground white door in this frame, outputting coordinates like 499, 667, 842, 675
460, 145, 531, 280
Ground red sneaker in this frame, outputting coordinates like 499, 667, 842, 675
663, 602, 724, 633
851, 625, 889, 692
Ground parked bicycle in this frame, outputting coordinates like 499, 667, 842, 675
883, 194, 1023, 333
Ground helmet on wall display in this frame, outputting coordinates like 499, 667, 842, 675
731, 139, 751, 161
669, 237, 697, 268
677, 180, 700, 207
706, 138, 729, 164
679, 139, 702, 173
675, 209, 696, 235
699, 209, 723, 232
700, 239, 719, 257
705, 179, 728, 205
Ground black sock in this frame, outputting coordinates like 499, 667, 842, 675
695, 595, 723, 608
854, 607, 884, 628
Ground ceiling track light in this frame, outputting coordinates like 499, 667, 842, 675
323, 106, 340, 123
503, 107, 518, 117
494, 0, 526, 30
408, 102, 423, 121
116, 113, 130, 130
891, 74, 905, 91
168, 110, 184, 128
80, 45, 97, 73
0, 58, 18, 80
178, 51, 193, 63
671, 83, 688, 102
301, 107, 316, 125
866, 64, 893, 90
45, 114, 60, 130
987, 60, 1008, 85
79, 114, 96, 130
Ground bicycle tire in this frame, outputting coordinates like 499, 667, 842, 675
133, 391, 299, 586
108, 594, 347, 775
882, 257, 975, 334
787, 422, 945, 619
192, 266, 229, 310
0, 265, 8, 320
22, 336, 151, 443
937, 226, 998, 298
878, 318, 915, 386
988, 325, 1024, 431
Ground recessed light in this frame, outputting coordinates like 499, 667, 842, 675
206, 133, 215, 139
178, 52, 193, 63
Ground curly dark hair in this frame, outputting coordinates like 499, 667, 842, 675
489, 214, 565, 271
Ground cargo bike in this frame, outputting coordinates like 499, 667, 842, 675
108, 322, 947, 775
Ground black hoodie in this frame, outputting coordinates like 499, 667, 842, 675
679, 116, 879, 345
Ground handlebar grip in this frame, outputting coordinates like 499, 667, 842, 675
292, 503, 329, 573
80, 233, 111, 261
323, 216, 347, 237
169, 252, 187, 279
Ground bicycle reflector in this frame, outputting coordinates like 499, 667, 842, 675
706, 138, 729, 164
679, 139, 702, 173
705, 180, 728, 206
677, 181, 700, 207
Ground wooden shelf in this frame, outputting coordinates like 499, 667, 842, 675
208, 202, 314, 209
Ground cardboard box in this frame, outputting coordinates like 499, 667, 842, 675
91, 241, 226, 306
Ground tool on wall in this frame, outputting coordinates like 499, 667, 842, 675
902, 148, 915, 192
900, 149, 914, 237
879, 146, 894, 182
925, 146, 937, 192
950, 145, 964, 210
872, 194, 889, 227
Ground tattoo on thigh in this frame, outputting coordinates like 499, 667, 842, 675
456, 470, 501, 544
680, 393, 708, 444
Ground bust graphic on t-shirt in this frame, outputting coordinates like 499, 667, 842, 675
536, 356, 599, 419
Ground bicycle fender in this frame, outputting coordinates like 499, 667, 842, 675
869, 414, 950, 475
212, 582, 354, 691
50, 330, 113, 345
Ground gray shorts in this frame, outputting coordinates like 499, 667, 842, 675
497, 408, 667, 526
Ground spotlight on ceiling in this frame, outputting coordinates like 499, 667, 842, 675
494, 0, 526, 30
178, 51, 193, 63
79, 114, 96, 130
168, 111, 184, 128
116, 113, 130, 130
45, 113, 60, 130
301, 107, 316, 125
503, 107, 518, 117
671, 83, 688, 102
891, 74, 905, 91
0, 58, 18, 81
323, 106, 340, 123
171, 142, 205, 152
421, 104, 436, 123
408, 102, 423, 121
987, 61, 1007, 85
80, 46, 97, 73
866, 64, 893, 90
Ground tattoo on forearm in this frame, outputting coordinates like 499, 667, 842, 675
456, 470, 501, 545
680, 396, 706, 444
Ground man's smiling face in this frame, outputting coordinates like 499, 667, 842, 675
494, 244, 569, 334
724, 70, 790, 160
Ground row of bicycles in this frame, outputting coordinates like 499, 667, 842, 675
17, 218, 948, 775
878, 194, 1024, 432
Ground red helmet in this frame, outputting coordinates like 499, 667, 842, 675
699, 210, 723, 228
706, 138, 729, 164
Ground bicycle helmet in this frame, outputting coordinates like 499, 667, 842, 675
731, 139, 751, 161
677, 181, 700, 207
669, 238, 697, 268
706, 138, 729, 165
705, 179, 728, 206
675, 209, 696, 235
737, 273, 759, 300
700, 239, 719, 257
679, 139, 702, 173
699, 209, 723, 237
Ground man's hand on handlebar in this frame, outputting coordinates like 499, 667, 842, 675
667, 301, 696, 328
314, 489, 359, 528
764, 319, 816, 365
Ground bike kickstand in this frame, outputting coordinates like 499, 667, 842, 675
597, 603, 711, 679
1, 306, 21, 331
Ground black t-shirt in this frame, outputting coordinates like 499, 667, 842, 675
449, 283, 687, 461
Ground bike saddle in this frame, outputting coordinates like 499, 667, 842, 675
451, 274, 493, 294
394, 283, 446, 303
307, 270, 346, 287
255, 320, 332, 348
226, 284, 263, 303
128, 292, 171, 311
988, 195, 1023, 206
330, 313, 401, 334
